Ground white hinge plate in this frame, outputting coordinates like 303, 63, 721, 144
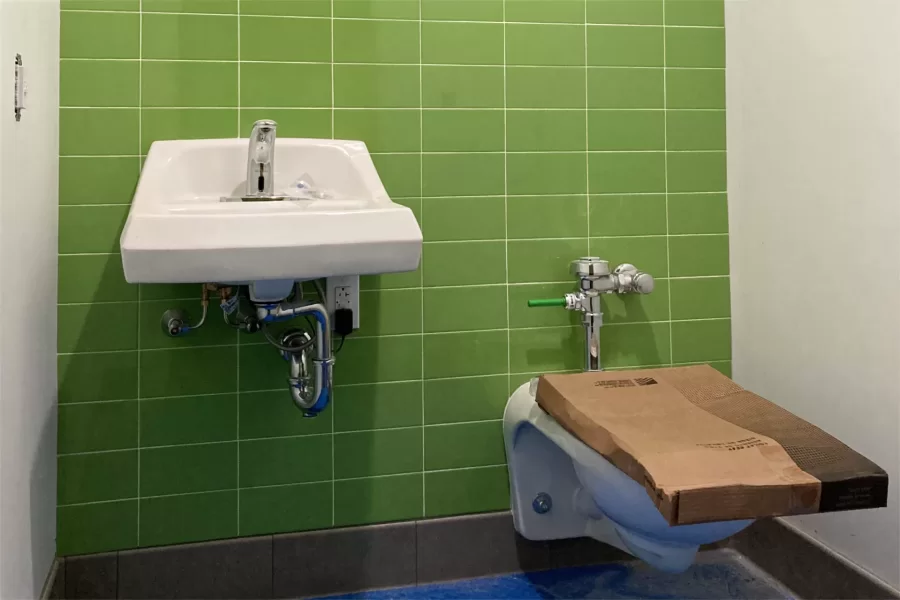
14, 54, 24, 121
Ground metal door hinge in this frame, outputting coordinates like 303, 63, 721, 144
14, 54, 24, 121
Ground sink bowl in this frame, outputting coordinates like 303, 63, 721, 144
120, 138, 422, 284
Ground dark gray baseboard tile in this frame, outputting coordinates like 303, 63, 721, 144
729, 519, 900, 600
273, 521, 417, 599
65, 554, 117, 600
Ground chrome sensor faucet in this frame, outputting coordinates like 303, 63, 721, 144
246, 119, 277, 197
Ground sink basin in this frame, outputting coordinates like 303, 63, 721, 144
120, 138, 422, 284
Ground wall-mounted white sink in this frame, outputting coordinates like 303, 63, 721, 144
120, 138, 422, 284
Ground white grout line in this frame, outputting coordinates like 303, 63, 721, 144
502, 0, 512, 454
418, 0, 426, 518
135, 0, 143, 546
663, 0, 675, 368
330, 0, 337, 528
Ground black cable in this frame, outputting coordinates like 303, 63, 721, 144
334, 334, 347, 354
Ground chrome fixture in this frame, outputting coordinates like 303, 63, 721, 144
528, 257, 654, 372
246, 119, 277, 198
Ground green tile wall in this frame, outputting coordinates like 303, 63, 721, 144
57, 0, 729, 555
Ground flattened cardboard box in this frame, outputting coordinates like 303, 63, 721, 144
536, 365, 888, 526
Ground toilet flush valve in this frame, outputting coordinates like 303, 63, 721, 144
527, 257, 655, 372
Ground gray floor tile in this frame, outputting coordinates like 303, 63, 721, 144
273, 522, 416, 599
65, 553, 117, 600
416, 512, 551, 583
117, 536, 272, 599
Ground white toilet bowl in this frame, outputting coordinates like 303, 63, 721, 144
503, 380, 753, 573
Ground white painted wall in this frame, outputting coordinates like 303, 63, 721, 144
727, 0, 900, 590
0, 0, 60, 597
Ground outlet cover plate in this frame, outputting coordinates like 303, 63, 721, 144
325, 275, 360, 330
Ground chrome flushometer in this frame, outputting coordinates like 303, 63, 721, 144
527, 257, 654, 372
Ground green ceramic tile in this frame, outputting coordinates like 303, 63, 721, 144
509, 327, 583, 373
587, 25, 664, 66
335, 65, 419, 108
666, 27, 725, 68
58, 352, 138, 404
508, 239, 590, 284
369, 154, 421, 198
57, 501, 138, 556
601, 322, 671, 367
589, 110, 665, 150
58, 451, 137, 504
422, 66, 504, 108
140, 283, 202, 301
59, 255, 136, 304
240, 436, 332, 486
508, 284, 581, 328
669, 235, 729, 276
507, 195, 588, 239
141, 346, 238, 398
587, 0, 663, 24
334, 474, 424, 526
422, 22, 503, 65
59, 205, 128, 254
589, 194, 667, 236
667, 110, 726, 150
422, 153, 504, 197
668, 193, 728, 234
335, 335, 423, 385
422, 0, 503, 20
668, 152, 727, 192
334, 429, 422, 479
142, 109, 237, 154
507, 24, 585, 66
601, 279, 670, 323
424, 466, 509, 517
60, 109, 139, 156
422, 111, 504, 152
59, 401, 138, 454
241, 63, 331, 108
140, 491, 237, 547
141, 442, 236, 495
239, 483, 332, 536
422, 241, 506, 287
588, 152, 666, 193
143, 0, 236, 12
60, 61, 139, 107
666, 69, 725, 108
240, 390, 333, 438
237, 343, 291, 391
670, 277, 730, 320
62, 0, 138, 9
59, 157, 139, 205
241, 109, 332, 139
240, 16, 330, 62
334, 19, 418, 64
705, 360, 731, 377
142, 14, 237, 60
61, 12, 139, 58
506, 0, 584, 23
334, 110, 420, 153
141, 394, 237, 447
590, 235, 668, 276
240, 0, 330, 16
423, 285, 507, 333
357, 289, 423, 337
334, 381, 423, 432
587, 68, 664, 108
58, 303, 138, 353
422, 196, 505, 241
423, 330, 508, 379
335, 0, 418, 18
508, 67, 586, 109
425, 421, 504, 470
671, 319, 731, 363
665, 0, 724, 26
507, 111, 587, 152
507, 153, 587, 196
424, 375, 508, 424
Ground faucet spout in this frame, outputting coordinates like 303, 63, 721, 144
246, 119, 277, 197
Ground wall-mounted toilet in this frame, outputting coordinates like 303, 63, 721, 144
503, 379, 753, 573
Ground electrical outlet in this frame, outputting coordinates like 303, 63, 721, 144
325, 275, 360, 330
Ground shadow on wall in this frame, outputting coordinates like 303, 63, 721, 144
32, 406, 57, 593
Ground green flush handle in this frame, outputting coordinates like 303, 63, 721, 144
527, 298, 567, 308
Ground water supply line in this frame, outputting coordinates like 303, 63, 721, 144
527, 257, 654, 372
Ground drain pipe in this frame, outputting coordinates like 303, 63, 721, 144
527, 257, 654, 372
257, 301, 334, 416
